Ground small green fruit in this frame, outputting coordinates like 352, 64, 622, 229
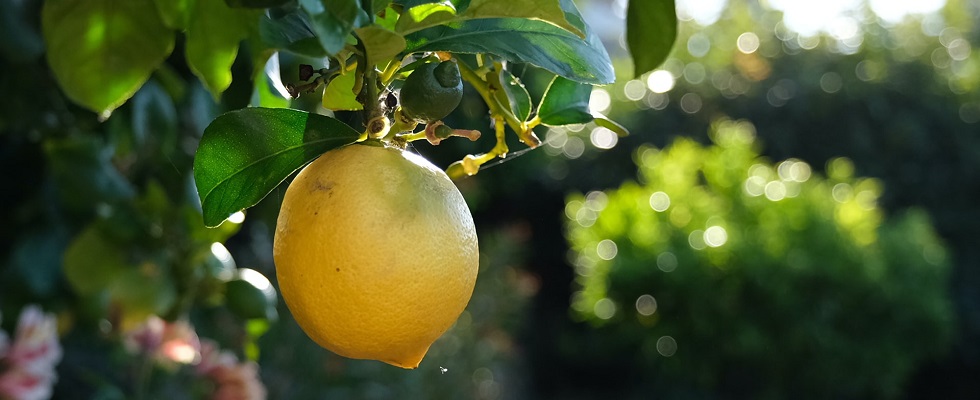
400, 61, 463, 123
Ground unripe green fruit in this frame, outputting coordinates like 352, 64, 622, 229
400, 61, 463, 123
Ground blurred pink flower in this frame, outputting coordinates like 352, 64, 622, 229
0, 366, 55, 400
122, 316, 165, 355
0, 305, 61, 400
4, 306, 61, 371
124, 317, 200, 366
196, 340, 266, 400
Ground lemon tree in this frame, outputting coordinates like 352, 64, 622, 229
39, 0, 678, 369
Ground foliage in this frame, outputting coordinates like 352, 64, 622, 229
565, 120, 954, 399
34, 0, 677, 226
3, 0, 677, 397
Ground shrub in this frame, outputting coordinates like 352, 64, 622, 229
565, 119, 954, 399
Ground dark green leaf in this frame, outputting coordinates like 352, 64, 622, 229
186, 0, 258, 98
627, 0, 677, 77
225, 0, 291, 8
45, 136, 136, 210
42, 0, 175, 116
404, 18, 612, 84
537, 75, 592, 126
0, 0, 44, 62
131, 80, 178, 149
194, 108, 360, 227
372, 0, 392, 14
495, 69, 532, 122
259, 9, 328, 57
300, 0, 370, 55
9, 228, 70, 297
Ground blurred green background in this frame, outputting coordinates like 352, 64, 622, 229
2, 0, 979, 398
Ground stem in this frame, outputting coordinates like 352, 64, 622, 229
380, 57, 404, 86
398, 131, 427, 142
457, 61, 528, 145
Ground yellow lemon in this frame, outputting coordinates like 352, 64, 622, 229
273, 143, 479, 368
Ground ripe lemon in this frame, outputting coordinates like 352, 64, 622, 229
273, 143, 479, 369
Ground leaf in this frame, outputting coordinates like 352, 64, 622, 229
495, 69, 531, 122
461, 0, 581, 37
225, 0, 291, 7
259, 9, 327, 57
404, 18, 612, 84
42, 0, 175, 117
9, 228, 70, 297
153, 0, 192, 29
44, 136, 136, 211
194, 108, 360, 227
131, 80, 178, 148
64, 226, 128, 296
111, 267, 177, 327
354, 25, 407, 67
537, 75, 592, 126
395, 1, 457, 35
322, 69, 364, 111
373, 0, 392, 12
300, 0, 370, 55
186, 0, 258, 99
593, 112, 629, 136
626, 0, 677, 78
251, 55, 291, 108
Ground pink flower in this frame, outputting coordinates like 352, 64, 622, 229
0, 305, 61, 400
196, 340, 266, 400
4, 306, 61, 372
124, 317, 200, 366
122, 316, 165, 355
0, 366, 55, 400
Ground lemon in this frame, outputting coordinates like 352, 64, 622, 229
400, 60, 463, 123
273, 143, 479, 369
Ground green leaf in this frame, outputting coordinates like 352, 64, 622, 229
186, 0, 257, 99
593, 112, 629, 136
259, 9, 327, 57
322, 69, 364, 111
42, 0, 175, 117
396, 0, 581, 38
626, 0, 677, 78
251, 57, 291, 108
64, 226, 128, 296
373, 0, 393, 15
537, 75, 592, 126
495, 69, 531, 122
300, 0, 370, 55
153, 0, 192, 29
110, 267, 177, 324
225, 0, 291, 7
44, 136, 136, 210
355, 25, 407, 67
131, 80, 178, 149
461, 0, 581, 37
395, 2, 457, 35
405, 18, 612, 84
9, 228, 70, 297
194, 108, 360, 227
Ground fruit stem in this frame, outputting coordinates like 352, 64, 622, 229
457, 61, 525, 143
380, 56, 404, 86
